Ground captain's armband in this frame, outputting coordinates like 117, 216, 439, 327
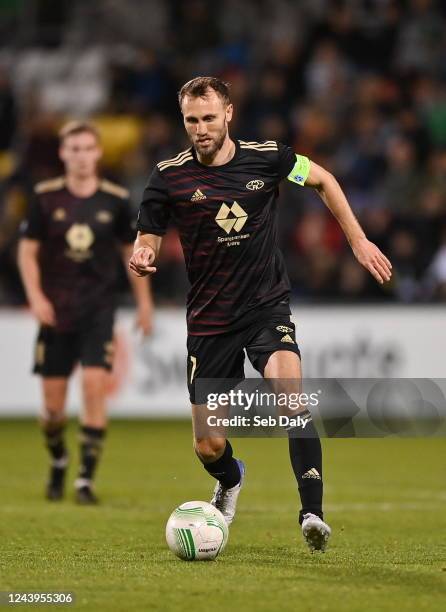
286, 155, 310, 186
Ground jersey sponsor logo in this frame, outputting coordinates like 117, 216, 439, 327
65, 223, 95, 262
246, 179, 265, 191
276, 325, 293, 333
215, 201, 248, 234
191, 189, 206, 202
280, 334, 295, 344
52, 208, 66, 221
96, 210, 113, 223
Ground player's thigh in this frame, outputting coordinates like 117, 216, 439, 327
188, 333, 244, 442
246, 316, 302, 395
79, 309, 115, 372
33, 326, 78, 379
187, 333, 245, 405
246, 315, 301, 378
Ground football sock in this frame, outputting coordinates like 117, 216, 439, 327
200, 440, 241, 489
78, 426, 106, 483
43, 422, 67, 465
287, 410, 323, 524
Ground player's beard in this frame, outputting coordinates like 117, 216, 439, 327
194, 123, 227, 160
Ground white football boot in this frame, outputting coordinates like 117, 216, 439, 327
301, 513, 331, 552
210, 459, 245, 525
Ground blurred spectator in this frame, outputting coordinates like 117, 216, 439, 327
0, 68, 17, 152
379, 136, 423, 213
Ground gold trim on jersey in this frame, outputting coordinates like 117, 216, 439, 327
34, 176, 66, 194
99, 179, 129, 199
239, 140, 278, 151
157, 149, 193, 171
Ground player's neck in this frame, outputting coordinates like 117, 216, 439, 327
65, 174, 99, 198
197, 136, 235, 167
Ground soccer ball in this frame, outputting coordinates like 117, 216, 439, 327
165, 501, 229, 561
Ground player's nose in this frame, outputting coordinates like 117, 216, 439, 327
196, 121, 207, 135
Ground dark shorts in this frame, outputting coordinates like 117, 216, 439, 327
187, 312, 301, 404
33, 310, 115, 377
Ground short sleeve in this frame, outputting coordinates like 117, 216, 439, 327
20, 195, 46, 240
136, 167, 171, 236
114, 197, 136, 244
277, 142, 298, 180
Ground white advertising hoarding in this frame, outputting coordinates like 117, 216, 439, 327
0, 306, 444, 417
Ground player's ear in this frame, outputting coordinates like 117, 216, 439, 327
58, 145, 66, 163
225, 103, 233, 123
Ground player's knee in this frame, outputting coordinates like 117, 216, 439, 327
43, 379, 67, 411
194, 437, 226, 463
41, 408, 66, 429
82, 368, 107, 401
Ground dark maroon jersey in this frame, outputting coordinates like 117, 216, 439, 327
137, 140, 305, 335
21, 177, 135, 331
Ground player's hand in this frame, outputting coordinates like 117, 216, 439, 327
30, 293, 56, 326
135, 302, 154, 336
351, 237, 392, 284
129, 247, 157, 277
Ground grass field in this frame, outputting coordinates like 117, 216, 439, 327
1, 420, 445, 611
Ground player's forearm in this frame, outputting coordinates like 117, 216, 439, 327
134, 232, 162, 261
128, 272, 153, 307
121, 245, 153, 307
315, 174, 366, 245
17, 241, 45, 303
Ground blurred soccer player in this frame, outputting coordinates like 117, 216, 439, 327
18, 121, 153, 504
130, 77, 392, 551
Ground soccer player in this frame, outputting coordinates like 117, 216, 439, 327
18, 121, 153, 504
129, 77, 392, 551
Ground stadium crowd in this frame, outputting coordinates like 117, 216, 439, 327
0, 0, 446, 305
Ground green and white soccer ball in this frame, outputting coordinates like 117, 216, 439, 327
166, 501, 229, 561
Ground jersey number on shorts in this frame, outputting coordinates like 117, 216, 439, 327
189, 356, 197, 384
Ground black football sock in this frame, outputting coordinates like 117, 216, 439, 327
199, 440, 241, 489
287, 410, 323, 524
43, 423, 67, 465
78, 426, 106, 483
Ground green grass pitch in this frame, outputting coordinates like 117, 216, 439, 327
1, 420, 445, 611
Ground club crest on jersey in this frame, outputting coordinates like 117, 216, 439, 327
276, 325, 293, 333
215, 201, 248, 234
191, 189, 206, 202
246, 179, 265, 191
65, 223, 94, 262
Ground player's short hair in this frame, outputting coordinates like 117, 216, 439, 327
178, 76, 231, 109
58, 120, 101, 144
